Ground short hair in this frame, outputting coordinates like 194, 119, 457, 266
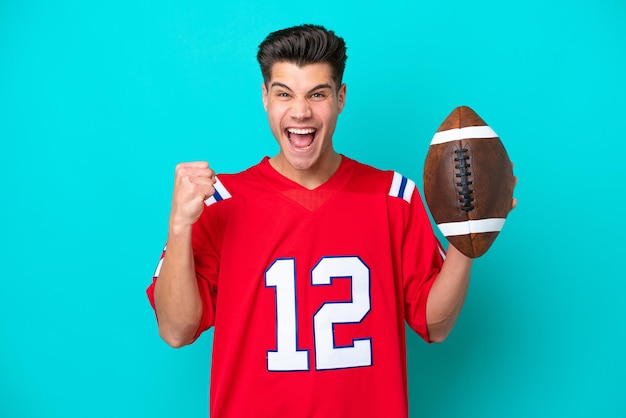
257, 24, 348, 89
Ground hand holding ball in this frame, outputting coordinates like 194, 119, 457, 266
423, 106, 515, 258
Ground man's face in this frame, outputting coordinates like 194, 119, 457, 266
262, 62, 346, 181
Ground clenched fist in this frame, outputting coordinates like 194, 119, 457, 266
169, 161, 216, 229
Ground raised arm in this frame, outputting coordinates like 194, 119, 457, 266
153, 162, 216, 348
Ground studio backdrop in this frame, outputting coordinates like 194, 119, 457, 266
1, 0, 624, 417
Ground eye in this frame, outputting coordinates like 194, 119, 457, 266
311, 92, 326, 99
276, 92, 291, 98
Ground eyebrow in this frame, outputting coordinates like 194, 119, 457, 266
270, 82, 334, 93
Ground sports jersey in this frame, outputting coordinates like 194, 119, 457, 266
147, 156, 445, 418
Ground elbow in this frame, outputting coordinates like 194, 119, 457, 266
426, 321, 455, 344
153, 302, 203, 348
428, 329, 451, 344
158, 325, 196, 348
163, 336, 189, 349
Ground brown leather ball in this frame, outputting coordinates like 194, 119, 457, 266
423, 106, 514, 258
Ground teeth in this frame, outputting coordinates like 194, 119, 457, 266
287, 128, 316, 135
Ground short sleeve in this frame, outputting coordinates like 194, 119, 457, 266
397, 177, 445, 342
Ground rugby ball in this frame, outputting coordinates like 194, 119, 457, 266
423, 106, 514, 258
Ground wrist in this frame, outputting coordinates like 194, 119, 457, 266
168, 218, 194, 238
446, 244, 474, 265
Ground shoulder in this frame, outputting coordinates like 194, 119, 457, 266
204, 160, 266, 208
344, 157, 417, 204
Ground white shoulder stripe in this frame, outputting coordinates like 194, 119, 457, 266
437, 218, 506, 237
204, 176, 232, 207
438, 242, 446, 261
389, 172, 416, 204
153, 245, 167, 278
153, 257, 164, 278
403, 179, 415, 204
430, 126, 498, 145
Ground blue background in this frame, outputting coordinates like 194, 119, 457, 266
1, 0, 625, 416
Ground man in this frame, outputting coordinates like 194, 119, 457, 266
148, 24, 481, 417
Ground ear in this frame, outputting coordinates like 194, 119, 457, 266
262, 82, 268, 111
337, 83, 347, 114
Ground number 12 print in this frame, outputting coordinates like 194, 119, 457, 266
265, 256, 372, 372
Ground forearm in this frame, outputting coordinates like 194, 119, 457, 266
153, 224, 203, 348
426, 245, 473, 343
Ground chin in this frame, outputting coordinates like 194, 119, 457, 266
286, 155, 318, 172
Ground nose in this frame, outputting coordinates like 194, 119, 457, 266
290, 96, 312, 120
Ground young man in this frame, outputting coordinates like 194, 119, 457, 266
148, 24, 476, 417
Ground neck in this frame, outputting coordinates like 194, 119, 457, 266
269, 152, 342, 190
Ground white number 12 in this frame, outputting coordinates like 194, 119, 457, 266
265, 256, 372, 372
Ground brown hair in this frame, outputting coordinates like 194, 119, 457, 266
257, 24, 348, 89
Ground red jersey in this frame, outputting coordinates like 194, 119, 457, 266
147, 156, 445, 417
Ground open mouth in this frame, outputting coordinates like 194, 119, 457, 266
286, 128, 316, 150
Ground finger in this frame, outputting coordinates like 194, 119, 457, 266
183, 167, 215, 178
175, 162, 212, 177
178, 183, 215, 207
176, 166, 215, 181
197, 185, 216, 203
178, 161, 209, 169
188, 175, 216, 187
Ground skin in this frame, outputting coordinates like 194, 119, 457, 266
153, 161, 215, 347
262, 62, 346, 189
153, 61, 515, 347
